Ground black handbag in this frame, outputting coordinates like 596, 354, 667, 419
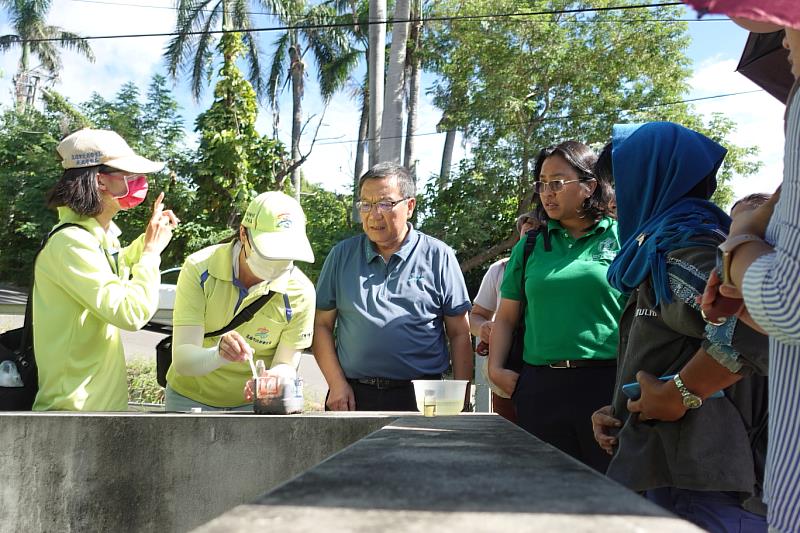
0, 223, 86, 411
504, 226, 551, 373
156, 291, 277, 387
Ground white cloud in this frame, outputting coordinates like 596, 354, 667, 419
0, 0, 177, 103
688, 57, 785, 202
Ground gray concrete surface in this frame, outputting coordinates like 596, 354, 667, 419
196, 415, 703, 533
0, 412, 393, 533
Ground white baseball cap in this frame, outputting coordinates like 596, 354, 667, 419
241, 191, 314, 263
57, 128, 164, 173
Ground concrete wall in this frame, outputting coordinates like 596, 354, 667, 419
197, 415, 705, 533
0, 412, 392, 533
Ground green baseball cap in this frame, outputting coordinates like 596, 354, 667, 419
241, 191, 314, 263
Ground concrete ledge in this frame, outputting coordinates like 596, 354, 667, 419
196, 415, 703, 533
0, 412, 393, 533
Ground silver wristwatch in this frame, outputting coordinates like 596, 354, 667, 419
673, 374, 702, 409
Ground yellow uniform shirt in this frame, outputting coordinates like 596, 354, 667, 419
167, 243, 315, 407
33, 207, 161, 411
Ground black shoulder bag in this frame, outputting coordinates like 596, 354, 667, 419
504, 226, 552, 373
0, 223, 87, 411
156, 291, 278, 387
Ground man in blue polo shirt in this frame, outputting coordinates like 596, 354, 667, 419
313, 162, 473, 411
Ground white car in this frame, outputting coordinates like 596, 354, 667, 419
151, 267, 180, 327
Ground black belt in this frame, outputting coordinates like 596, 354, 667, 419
535, 359, 616, 369
348, 374, 442, 390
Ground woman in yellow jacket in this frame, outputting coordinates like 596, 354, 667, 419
33, 129, 178, 411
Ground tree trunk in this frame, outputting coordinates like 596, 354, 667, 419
460, 235, 518, 273
403, 0, 421, 178
353, 91, 369, 223
289, 42, 304, 201
367, 0, 386, 167
518, 139, 531, 213
439, 128, 456, 190
379, 0, 410, 164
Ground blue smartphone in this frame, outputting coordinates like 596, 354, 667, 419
622, 374, 725, 400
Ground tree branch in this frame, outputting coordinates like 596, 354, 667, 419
460, 235, 517, 273
274, 103, 329, 182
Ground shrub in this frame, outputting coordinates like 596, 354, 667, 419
127, 359, 164, 405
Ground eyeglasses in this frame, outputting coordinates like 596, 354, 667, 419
100, 172, 144, 182
533, 179, 586, 194
356, 198, 409, 213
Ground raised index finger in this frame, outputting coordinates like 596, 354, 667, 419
152, 191, 165, 217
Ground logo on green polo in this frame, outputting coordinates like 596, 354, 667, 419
593, 238, 618, 261
246, 326, 270, 345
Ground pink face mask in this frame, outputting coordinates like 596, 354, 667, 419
114, 175, 149, 209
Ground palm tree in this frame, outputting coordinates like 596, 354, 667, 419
367, 0, 385, 167
164, 0, 285, 101
266, 1, 357, 198
0, 0, 94, 108
403, 0, 422, 177
378, 0, 408, 164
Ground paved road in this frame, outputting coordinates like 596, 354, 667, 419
0, 313, 168, 361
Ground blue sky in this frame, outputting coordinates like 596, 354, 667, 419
0, 1, 786, 205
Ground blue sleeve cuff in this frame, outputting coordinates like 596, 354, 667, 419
444, 301, 472, 317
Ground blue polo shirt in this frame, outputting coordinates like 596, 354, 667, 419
316, 224, 472, 379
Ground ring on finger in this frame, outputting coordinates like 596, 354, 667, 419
700, 307, 726, 326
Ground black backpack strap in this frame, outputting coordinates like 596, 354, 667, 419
203, 291, 277, 338
518, 224, 553, 313
541, 224, 552, 252
19, 223, 90, 351
518, 228, 539, 314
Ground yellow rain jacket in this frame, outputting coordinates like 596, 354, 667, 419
32, 207, 161, 411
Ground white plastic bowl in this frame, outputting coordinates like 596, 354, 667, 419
411, 380, 468, 416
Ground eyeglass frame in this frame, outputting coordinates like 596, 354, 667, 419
532, 178, 594, 195
356, 197, 411, 213
98, 171, 145, 182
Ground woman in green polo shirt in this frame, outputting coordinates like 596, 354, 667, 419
488, 140, 625, 473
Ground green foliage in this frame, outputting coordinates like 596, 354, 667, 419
0, 106, 61, 285
164, 0, 285, 100
699, 113, 762, 210
194, 32, 291, 228
300, 181, 358, 282
78, 75, 210, 271
126, 359, 165, 405
418, 154, 521, 294
419, 0, 761, 285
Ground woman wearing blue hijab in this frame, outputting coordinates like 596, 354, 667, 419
590, 122, 769, 532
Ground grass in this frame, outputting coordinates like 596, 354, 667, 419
126, 359, 165, 405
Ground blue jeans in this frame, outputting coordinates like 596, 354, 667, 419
165, 386, 253, 412
646, 488, 766, 533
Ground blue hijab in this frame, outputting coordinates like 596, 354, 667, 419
606, 122, 730, 305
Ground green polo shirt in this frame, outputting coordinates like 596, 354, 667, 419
500, 217, 625, 365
